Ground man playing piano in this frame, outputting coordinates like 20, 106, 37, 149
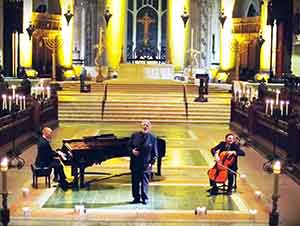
128, 120, 158, 205
35, 127, 71, 191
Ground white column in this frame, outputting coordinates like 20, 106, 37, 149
80, 6, 86, 60
132, 0, 137, 52
157, 0, 162, 54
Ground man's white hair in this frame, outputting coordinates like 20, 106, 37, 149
141, 119, 151, 127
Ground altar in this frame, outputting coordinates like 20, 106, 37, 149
117, 64, 174, 83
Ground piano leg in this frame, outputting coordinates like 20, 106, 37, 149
156, 156, 162, 176
72, 166, 79, 189
79, 166, 85, 188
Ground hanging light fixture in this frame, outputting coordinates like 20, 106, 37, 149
26, 22, 35, 40
64, 8, 73, 25
104, 8, 112, 25
181, 8, 190, 27
219, 9, 227, 28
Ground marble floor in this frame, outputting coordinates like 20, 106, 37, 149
3, 122, 300, 226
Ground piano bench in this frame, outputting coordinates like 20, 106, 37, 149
31, 164, 52, 189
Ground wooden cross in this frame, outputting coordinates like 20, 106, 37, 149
137, 12, 155, 46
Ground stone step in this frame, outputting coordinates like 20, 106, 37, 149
58, 118, 229, 124
57, 82, 231, 124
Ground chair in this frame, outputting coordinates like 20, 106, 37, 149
216, 174, 238, 194
31, 164, 52, 188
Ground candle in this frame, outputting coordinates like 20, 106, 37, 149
15, 94, 19, 105
1, 158, 8, 194
42, 87, 45, 99
19, 96, 23, 110
8, 96, 12, 112
22, 187, 30, 198
11, 85, 16, 99
265, 99, 269, 114
270, 99, 274, 116
22, 207, 31, 217
23, 96, 26, 110
254, 191, 262, 199
280, 100, 284, 116
2, 94, 7, 110
275, 90, 280, 106
286, 101, 289, 116
46, 86, 51, 99
246, 89, 250, 100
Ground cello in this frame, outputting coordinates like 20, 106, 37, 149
207, 151, 236, 184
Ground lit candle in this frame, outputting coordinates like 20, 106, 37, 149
41, 87, 45, 99
46, 86, 51, 99
280, 100, 284, 116
23, 96, 26, 110
11, 85, 16, 99
15, 94, 19, 106
8, 96, 12, 112
246, 89, 250, 100
19, 96, 23, 110
286, 101, 289, 116
275, 90, 280, 106
2, 94, 7, 110
270, 99, 274, 116
273, 161, 281, 197
22, 187, 30, 198
265, 99, 270, 114
1, 157, 9, 194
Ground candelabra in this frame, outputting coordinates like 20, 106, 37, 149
263, 89, 288, 173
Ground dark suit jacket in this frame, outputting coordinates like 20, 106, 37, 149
35, 136, 57, 167
128, 131, 158, 171
211, 142, 245, 171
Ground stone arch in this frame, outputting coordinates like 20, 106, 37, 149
232, 0, 260, 18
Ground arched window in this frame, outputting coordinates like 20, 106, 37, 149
247, 4, 259, 17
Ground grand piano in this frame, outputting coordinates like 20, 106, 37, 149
59, 134, 166, 188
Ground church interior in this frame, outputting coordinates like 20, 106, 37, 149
1, 0, 300, 226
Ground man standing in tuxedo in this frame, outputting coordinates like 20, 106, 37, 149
128, 120, 158, 205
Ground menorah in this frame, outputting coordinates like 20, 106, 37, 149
43, 36, 64, 81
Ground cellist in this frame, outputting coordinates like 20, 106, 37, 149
209, 133, 245, 196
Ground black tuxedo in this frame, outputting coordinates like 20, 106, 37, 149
35, 136, 68, 190
128, 131, 158, 202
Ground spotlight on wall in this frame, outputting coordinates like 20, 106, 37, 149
181, 8, 190, 27
64, 9, 73, 25
104, 8, 112, 26
26, 22, 35, 40
219, 9, 227, 28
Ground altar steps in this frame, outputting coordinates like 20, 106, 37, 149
57, 83, 231, 124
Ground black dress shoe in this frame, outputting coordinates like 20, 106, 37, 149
59, 180, 71, 191
142, 199, 148, 205
209, 188, 218, 196
226, 190, 232, 196
130, 199, 141, 204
